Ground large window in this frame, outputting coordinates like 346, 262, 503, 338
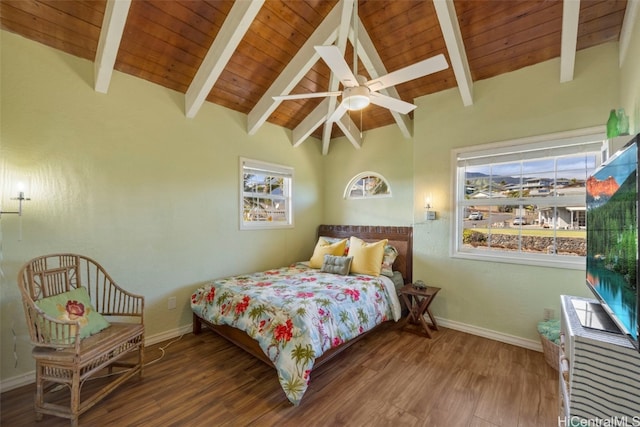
452, 130, 606, 268
240, 158, 293, 230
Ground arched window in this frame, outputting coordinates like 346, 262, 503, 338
344, 172, 392, 199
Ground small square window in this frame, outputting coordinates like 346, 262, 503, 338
240, 158, 293, 230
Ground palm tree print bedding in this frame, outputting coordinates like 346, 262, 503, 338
191, 263, 401, 405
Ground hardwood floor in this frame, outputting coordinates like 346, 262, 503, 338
1, 322, 558, 426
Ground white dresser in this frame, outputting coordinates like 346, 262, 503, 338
560, 295, 640, 423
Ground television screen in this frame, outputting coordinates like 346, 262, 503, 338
586, 135, 639, 351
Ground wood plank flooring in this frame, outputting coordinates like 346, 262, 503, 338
1, 322, 558, 426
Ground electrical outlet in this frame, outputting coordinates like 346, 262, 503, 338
168, 296, 177, 310
543, 308, 554, 320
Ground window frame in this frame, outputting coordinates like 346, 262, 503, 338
450, 127, 607, 269
240, 157, 294, 230
343, 171, 392, 199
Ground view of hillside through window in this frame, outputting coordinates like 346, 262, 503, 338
459, 152, 598, 259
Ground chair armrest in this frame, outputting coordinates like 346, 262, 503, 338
23, 302, 82, 352
96, 281, 144, 321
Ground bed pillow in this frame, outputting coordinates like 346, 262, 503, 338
349, 236, 388, 276
320, 255, 353, 275
309, 238, 348, 268
36, 286, 111, 341
318, 236, 350, 256
381, 244, 399, 277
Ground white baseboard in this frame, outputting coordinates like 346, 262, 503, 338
0, 372, 34, 394
0, 324, 193, 394
144, 324, 193, 347
2, 320, 542, 393
435, 316, 543, 352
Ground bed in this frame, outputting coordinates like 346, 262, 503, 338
191, 224, 413, 405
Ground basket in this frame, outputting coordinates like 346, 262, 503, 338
537, 319, 560, 370
538, 331, 560, 371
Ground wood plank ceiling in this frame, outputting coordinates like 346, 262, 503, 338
0, 0, 634, 154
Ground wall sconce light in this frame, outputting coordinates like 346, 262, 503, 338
424, 193, 436, 221
1, 182, 30, 217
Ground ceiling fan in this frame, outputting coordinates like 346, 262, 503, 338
273, 4, 449, 125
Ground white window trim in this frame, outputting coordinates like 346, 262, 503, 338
449, 126, 607, 270
240, 157, 294, 230
343, 171, 392, 199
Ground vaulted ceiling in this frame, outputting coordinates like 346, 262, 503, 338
1, 0, 636, 153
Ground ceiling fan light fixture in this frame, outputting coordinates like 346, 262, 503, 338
343, 86, 370, 111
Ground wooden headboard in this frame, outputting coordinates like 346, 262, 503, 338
317, 224, 413, 284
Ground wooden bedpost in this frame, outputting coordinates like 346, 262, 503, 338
193, 312, 202, 334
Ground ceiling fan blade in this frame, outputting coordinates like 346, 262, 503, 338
273, 91, 341, 101
369, 92, 417, 114
327, 101, 349, 123
314, 45, 359, 88
366, 54, 448, 92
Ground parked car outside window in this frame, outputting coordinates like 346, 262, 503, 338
468, 212, 483, 220
454, 129, 602, 268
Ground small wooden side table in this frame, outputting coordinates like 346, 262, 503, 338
399, 284, 441, 338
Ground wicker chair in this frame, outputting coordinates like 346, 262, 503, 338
18, 254, 145, 426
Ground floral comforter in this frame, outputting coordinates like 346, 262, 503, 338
190, 263, 401, 405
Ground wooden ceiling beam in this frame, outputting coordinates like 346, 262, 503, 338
247, 2, 344, 135
353, 18, 412, 138
433, 0, 473, 106
94, 0, 131, 93
321, 123, 333, 154
335, 113, 362, 150
292, 98, 330, 147
8, 0, 628, 139
559, 0, 580, 83
321, 0, 355, 153
619, 0, 638, 67
291, 1, 361, 153
292, 97, 362, 154
185, 0, 264, 118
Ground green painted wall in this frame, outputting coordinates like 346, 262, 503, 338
322, 41, 634, 345
2, 16, 639, 388
411, 42, 621, 343
0, 31, 324, 384
321, 124, 414, 226
620, 10, 640, 135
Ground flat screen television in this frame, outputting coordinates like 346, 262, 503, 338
586, 133, 639, 351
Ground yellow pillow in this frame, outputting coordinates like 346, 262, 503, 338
309, 238, 347, 268
349, 237, 388, 276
